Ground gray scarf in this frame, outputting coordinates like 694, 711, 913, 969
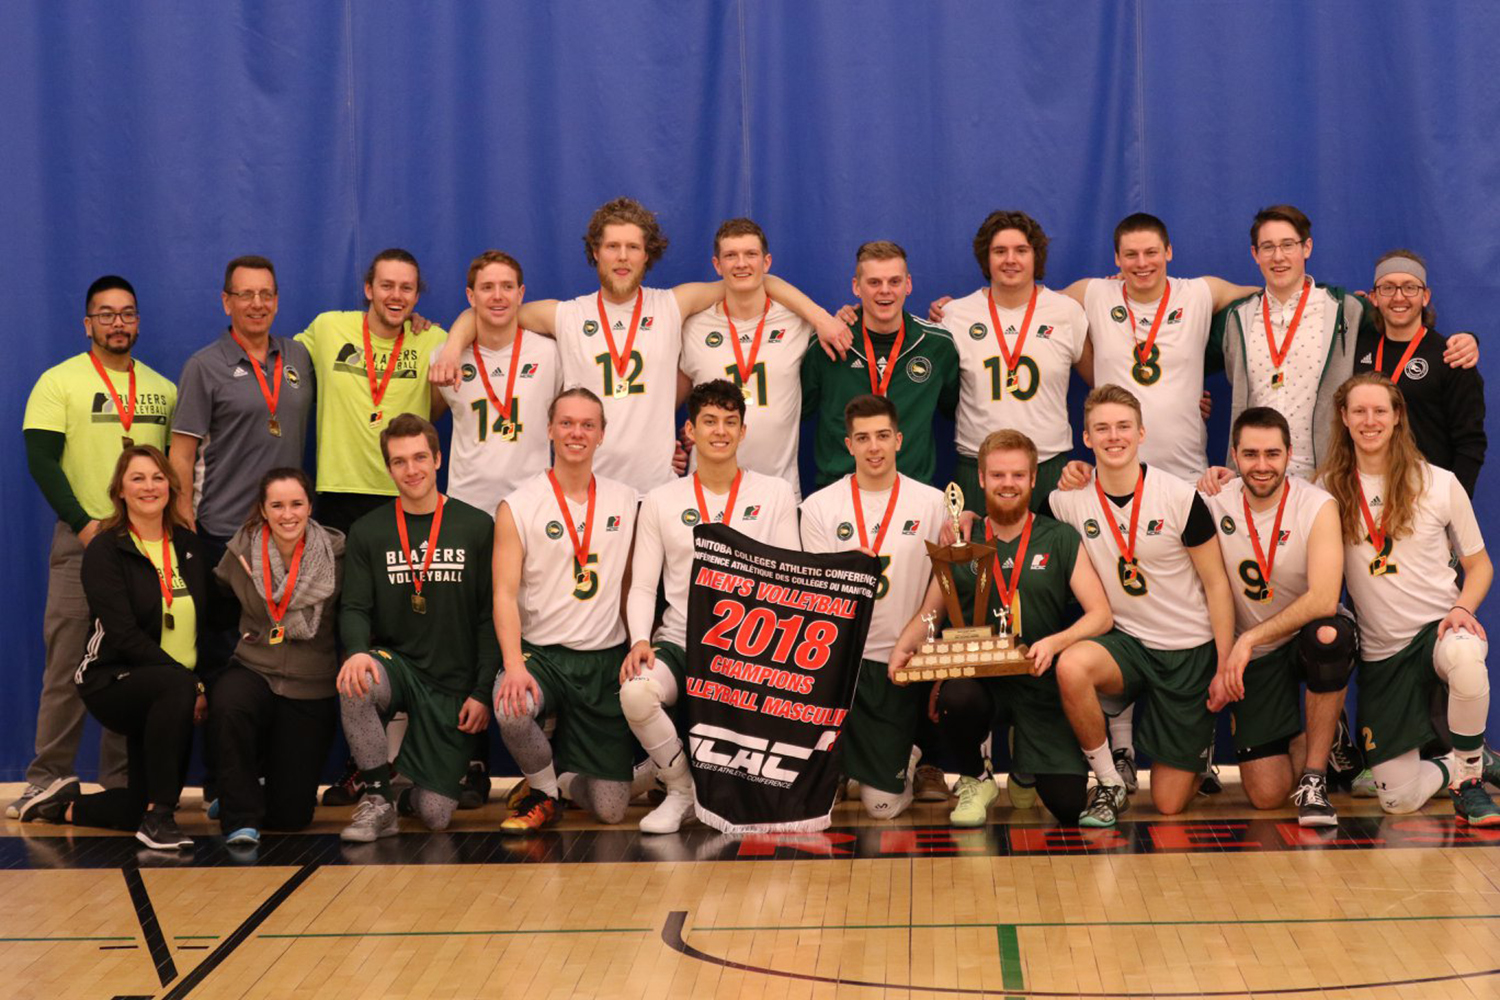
249, 521, 338, 640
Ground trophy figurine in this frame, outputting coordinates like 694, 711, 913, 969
891, 483, 1030, 683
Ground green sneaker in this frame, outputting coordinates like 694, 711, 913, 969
1078, 783, 1129, 828
1451, 778, 1500, 827
1483, 744, 1500, 791
950, 775, 999, 827
1351, 768, 1378, 798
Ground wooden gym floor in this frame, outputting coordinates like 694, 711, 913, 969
3, 773, 1500, 999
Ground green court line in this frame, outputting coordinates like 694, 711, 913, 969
258, 926, 650, 939
693, 912, 1500, 931
173, 935, 221, 940
0, 935, 135, 942
996, 923, 1024, 997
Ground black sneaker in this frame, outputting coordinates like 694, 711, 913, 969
1327, 715, 1362, 790
1293, 773, 1337, 827
322, 758, 366, 806
136, 809, 193, 850
1112, 748, 1139, 794
19, 777, 81, 823
457, 761, 492, 810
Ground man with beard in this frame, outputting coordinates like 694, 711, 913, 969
15, 276, 177, 817
435, 199, 846, 497
1201, 407, 1352, 826
888, 429, 1112, 826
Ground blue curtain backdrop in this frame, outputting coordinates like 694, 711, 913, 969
2, 1, 1497, 778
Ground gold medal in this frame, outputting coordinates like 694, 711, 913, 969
411, 593, 427, 614
1270, 370, 1285, 389
1005, 370, 1020, 393
611, 380, 629, 399
369, 410, 383, 425
268, 625, 285, 644
498, 421, 515, 441
268, 416, 282, 437
575, 571, 590, 589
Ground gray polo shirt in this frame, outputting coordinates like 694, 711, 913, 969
175, 330, 316, 538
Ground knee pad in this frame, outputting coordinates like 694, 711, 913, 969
1435, 630, 1489, 702
1299, 614, 1358, 693
620, 675, 666, 726
861, 786, 913, 821
1372, 752, 1444, 814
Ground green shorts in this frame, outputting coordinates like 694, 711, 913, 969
653, 639, 688, 695
1356, 622, 1439, 768
371, 647, 475, 801
1229, 642, 1304, 756
840, 658, 924, 794
989, 674, 1088, 776
523, 642, 634, 782
1091, 630, 1217, 773
954, 452, 1068, 516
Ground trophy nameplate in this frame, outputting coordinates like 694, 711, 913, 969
892, 483, 1030, 683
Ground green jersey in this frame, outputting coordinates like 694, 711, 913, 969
340, 496, 499, 703
23, 352, 177, 520
951, 514, 1081, 643
296, 311, 447, 495
801, 310, 959, 488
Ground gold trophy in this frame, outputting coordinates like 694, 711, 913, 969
891, 483, 1030, 683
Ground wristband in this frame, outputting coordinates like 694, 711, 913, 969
1452, 605, 1473, 616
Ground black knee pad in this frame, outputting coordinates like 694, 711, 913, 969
936, 678, 991, 728
1235, 736, 1291, 763
1299, 614, 1358, 693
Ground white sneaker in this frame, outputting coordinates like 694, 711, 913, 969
640, 789, 695, 834
1351, 768, 1378, 798
340, 795, 398, 843
6, 782, 50, 819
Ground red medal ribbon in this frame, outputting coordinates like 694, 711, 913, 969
231, 332, 283, 419
362, 312, 406, 415
1262, 277, 1312, 372
596, 288, 644, 380
1242, 481, 1291, 602
726, 295, 771, 388
987, 285, 1038, 390
985, 512, 1034, 613
472, 329, 525, 422
260, 525, 305, 625
129, 525, 174, 610
394, 494, 446, 598
1356, 477, 1387, 553
547, 469, 597, 572
89, 352, 136, 434
1375, 326, 1428, 386
1093, 468, 1146, 579
860, 313, 906, 397
850, 474, 902, 555
693, 469, 743, 525
1121, 279, 1172, 366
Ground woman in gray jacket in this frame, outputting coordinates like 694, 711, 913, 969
211, 468, 343, 845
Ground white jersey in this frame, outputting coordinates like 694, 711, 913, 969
1048, 466, 1213, 650
1242, 279, 1333, 479
434, 334, 561, 518
1204, 477, 1335, 657
1086, 276, 1214, 480
554, 287, 683, 496
1341, 463, 1485, 660
504, 471, 638, 651
681, 300, 812, 496
628, 470, 799, 649
799, 474, 947, 663
944, 285, 1087, 461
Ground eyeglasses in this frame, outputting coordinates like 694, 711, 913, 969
87, 309, 140, 325
226, 290, 278, 304
1371, 282, 1426, 299
1255, 239, 1306, 256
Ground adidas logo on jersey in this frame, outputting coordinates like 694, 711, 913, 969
613, 320, 625, 330
1359, 353, 1373, 364
1001, 556, 1014, 570
741, 504, 761, 520
901, 519, 921, 535
1146, 519, 1164, 535
851, 358, 866, 369
1030, 553, 1049, 569
232, 366, 249, 378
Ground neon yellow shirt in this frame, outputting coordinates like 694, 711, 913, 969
132, 532, 197, 670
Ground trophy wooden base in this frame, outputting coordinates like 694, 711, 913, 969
892, 633, 1031, 682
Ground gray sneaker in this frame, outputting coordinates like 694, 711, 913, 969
340, 795, 398, 843
1078, 783, 1129, 828
6, 782, 50, 820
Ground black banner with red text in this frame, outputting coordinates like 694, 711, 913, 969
684, 524, 879, 833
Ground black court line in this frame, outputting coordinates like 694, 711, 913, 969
157, 862, 319, 1000
660, 910, 1500, 997
122, 865, 177, 986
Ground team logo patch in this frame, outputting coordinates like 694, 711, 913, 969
836, 521, 854, 541
968, 323, 988, 340
640, 316, 654, 330
1220, 515, 1236, 535
284, 365, 301, 386
768, 328, 786, 344
1404, 358, 1430, 381
742, 504, 761, 520
1278, 529, 1290, 546
706, 331, 724, 348
1146, 519, 1164, 535
583, 320, 599, 336
520, 363, 539, 377
1084, 518, 1101, 538
545, 521, 564, 539
606, 515, 622, 531
1030, 553, 1049, 570
1166, 307, 1184, 323
1035, 324, 1053, 339
1110, 305, 1129, 324
902, 519, 920, 535
906, 356, 932, 382
681, 508, 702, 526
460, 363, 478, 382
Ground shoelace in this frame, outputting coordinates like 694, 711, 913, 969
1292, 778, 1328, 807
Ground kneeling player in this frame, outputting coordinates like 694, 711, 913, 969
336, 415, 497, 841
493, 388, 639, 830
889, 429, 1112, 826
1051, 385, 1236, 825
621, 379, 799, 833
1203, 407, 1353, 826
1320, 373, 1498, 823
801, 395, 948, 820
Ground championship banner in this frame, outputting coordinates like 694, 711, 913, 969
683, 523, 879, 833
